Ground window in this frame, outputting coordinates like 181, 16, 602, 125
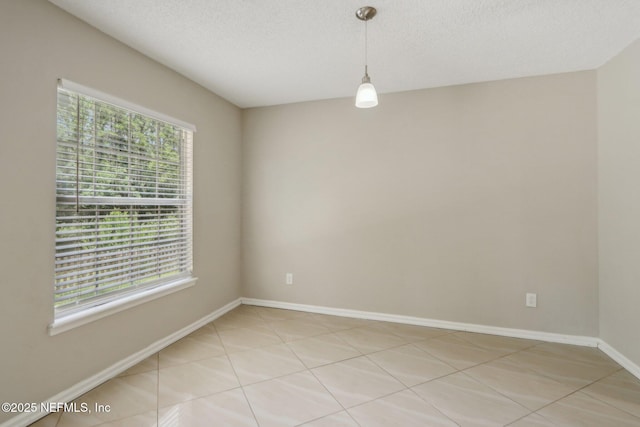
54, 80, 194, 321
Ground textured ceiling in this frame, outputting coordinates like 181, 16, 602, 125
49, 0, 640, 108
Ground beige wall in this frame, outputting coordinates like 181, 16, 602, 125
242, 72, 599, 336
598, 39, 640, 368
0, 0, 242, 420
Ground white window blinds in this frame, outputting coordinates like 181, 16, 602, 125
55, 81, 194, 317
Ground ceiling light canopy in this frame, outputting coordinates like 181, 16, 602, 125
355, 6, 378, 109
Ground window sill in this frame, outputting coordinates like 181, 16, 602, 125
48, 277, 198, 336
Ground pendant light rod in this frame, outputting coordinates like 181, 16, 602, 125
356, 6, 377, 74
361, 20, 370, 84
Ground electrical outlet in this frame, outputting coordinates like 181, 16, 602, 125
526, 293, 537, 308
286, 273, 293, 285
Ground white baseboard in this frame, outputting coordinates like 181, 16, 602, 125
241, 297, 599, 347
597, 339, 640, 380
2, 298, 241, 427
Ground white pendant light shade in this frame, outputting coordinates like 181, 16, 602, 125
355, 81, 378, 108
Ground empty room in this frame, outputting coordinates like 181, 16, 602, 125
1, 0, 640, 426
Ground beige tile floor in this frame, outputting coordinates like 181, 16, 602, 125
30, 305, 640, 426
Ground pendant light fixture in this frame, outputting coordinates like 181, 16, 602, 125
355, 6, 378, 108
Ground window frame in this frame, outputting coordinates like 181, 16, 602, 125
49, 79, 197, 335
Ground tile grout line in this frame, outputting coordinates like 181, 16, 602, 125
577, 369, 640, 421
215, 321, 262, 427
155, 322, 260, 424
503, 366, 632, 425
405, 387, 462, 427
401, 331, 513, 371
280, 332, 356, 425
272, 321, 404, 426
499, 345, 622, 389
415, 341, 594, 424
504, 410, 554, 426
227, 316, 367, 426
292, 408, 361, 427
219, 309, 372, 425
305, 367, 362, 426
